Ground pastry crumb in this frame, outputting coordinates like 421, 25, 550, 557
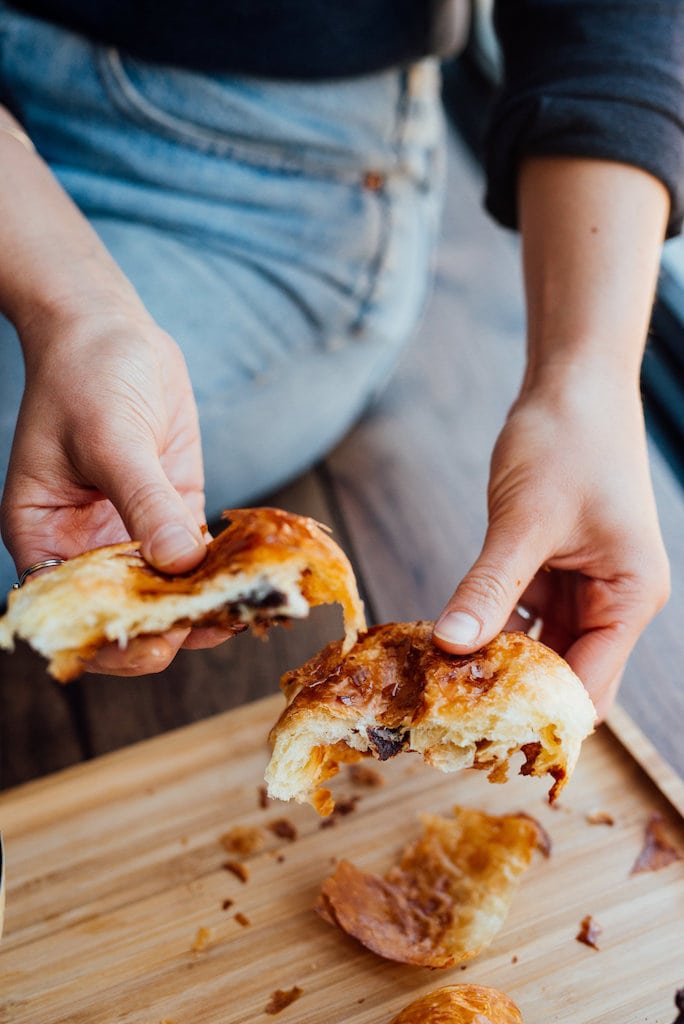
268, 818, 298, 841
630, 812, 682, 875
265, 986, 303, 1015
586, 810, 615, 826
219, 825, 265, 856
223, 859, 250, 882
576, 915, 602, 950
191, 926, 212, 953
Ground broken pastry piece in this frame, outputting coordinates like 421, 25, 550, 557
387, 984, 524, 1024
265, 621, 595, 814
0, 507, 365, 681
630, 812, 682, 875
316, 806, 538, 968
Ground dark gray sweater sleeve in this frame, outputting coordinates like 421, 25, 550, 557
485, 0, 684, 237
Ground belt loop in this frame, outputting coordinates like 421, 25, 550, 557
407, 59, 439, 99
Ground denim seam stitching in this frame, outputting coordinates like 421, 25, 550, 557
348, 187, 394, 335
97, 48, 371, 184
348, 72, 411, 334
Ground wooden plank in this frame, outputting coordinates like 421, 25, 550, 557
606, 703, 684, 819
325, 130, 684, 780
0, 695, 682, 1023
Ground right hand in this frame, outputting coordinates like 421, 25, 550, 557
434, 371, 671, 720
1, 304, 234, 675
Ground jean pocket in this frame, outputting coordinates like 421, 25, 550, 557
97, 48, 399, 181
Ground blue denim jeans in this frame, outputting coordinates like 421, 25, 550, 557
0, 4, 446, 592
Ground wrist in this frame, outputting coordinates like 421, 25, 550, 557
520, 341, 644, 399
513, 357, 647, 452
17, 301, 158, 382
14, 268, 152, 354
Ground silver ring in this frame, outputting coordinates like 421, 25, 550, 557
12, 559, 65, 589
515, 602, 544, 641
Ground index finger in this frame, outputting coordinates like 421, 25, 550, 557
80, 627, 191, 677
563, 626, 632, 721
181, 624, 248, 650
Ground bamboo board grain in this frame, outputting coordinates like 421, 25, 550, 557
0, 696, 682, 1024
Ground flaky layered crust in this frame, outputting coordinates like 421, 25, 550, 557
317, 807, 538, 969
265, 621, 596, 813
388, 984, 524, 1023
0, 507, 365, 681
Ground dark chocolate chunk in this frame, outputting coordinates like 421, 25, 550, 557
366, 726, 409, 761
229, 588, 287, 610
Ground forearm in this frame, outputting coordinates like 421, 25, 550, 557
518, 156, 669, 393
0, 104, 146, 342
436, 155, 671, 713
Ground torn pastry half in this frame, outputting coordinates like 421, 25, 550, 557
0, 507, 366, 681
387, 984, 524, 1023
265, 621, 596, 815
317, 806, 539, 969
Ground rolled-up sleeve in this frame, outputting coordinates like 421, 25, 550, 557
485, 0, 684, 237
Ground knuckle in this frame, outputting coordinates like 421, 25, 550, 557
636, 544, 671, 612
143, 649, 177, 673
462, 564, 513, 611
618, 552, 671, 627
119, 480, 169, 528
0, 502, 16, 550
647, 559, 671, 614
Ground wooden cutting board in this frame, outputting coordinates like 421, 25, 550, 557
0, 695, 682, 1024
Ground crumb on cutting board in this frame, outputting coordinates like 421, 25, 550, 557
220, 825, 265, 856
586, 810, 615, 826
223, 859, 250, 882
267, 818, 298, 841
630, 812, 682, 875
576, 915, 602, 950
265, 986, 303, 1015
191, 926, 212, 953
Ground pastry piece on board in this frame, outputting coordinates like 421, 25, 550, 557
387, 984, 524, 1023
317, 806, 538, 968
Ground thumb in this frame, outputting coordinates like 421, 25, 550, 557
102, 456, 207, 574
433, 523, 543, 654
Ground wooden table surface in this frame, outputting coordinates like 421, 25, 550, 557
1, 127, 683, 791
1, 695, 683, 1024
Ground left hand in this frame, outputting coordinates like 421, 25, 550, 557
1, 305, 235, 676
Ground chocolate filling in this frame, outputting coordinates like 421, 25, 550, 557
233, 588, 287, 610
367, 726, 410, 761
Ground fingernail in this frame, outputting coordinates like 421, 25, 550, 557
149, 525, 204, 567
434, 611, 481, 646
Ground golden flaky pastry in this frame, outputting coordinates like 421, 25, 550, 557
387, 984, 524, 1024
0, 508, 365, 681
265, 621, 595, 814
316, 806, 538, 968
